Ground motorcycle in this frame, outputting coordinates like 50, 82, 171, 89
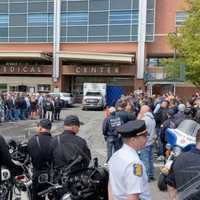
8, 139, 32, 200
158, 119, 200, 191
38, 157, 109, 200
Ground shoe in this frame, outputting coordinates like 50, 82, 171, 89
157, 155, 165, 162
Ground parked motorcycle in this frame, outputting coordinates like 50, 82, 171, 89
8, 139, 32, 199
38, 157, 108, 200
158, 119, 200, 191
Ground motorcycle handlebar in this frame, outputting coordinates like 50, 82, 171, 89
38, 184, 62, 196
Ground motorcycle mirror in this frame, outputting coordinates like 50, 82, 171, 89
38, 173, 49, 184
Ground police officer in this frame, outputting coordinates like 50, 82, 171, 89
28, 119, 53, 200
167, 128, 200, 200
52, 115, 91, 171
108, 120, 151, 200
54, 97, 62, 120
102, 107, 123, 161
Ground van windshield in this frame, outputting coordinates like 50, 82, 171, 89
86, 92, 101, 96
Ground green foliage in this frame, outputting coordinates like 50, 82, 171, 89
160, 58, 182, 80
168, 0, 200, 87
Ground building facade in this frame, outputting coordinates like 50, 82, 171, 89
0, 0, 198, 98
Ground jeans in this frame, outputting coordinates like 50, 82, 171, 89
139, 145, 154, 180
14, 109, 20, 120
106, 136, 121, 161
156, 127, 163, 156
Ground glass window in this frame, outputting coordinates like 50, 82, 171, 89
89, 25, 108, 36
176, 11, 188, 26
10, 3, 27, 13
48, 14, 53, 26
48, 27, 53, 38
28, 27, 47, 37
48, 2, 54, 13
0, 15, 8, 27
0, 4, 8, 13
146, 35, 153, 41
61, 26, 67, 37
110, 11, 131, 25
28, 14, 48, 26
90, 0, 108, 11
109, 36, 130, 41
0, 37, 8, 42
0, 28, 8, 37
28, 37, 47, 42
68, 26, 87, 36
110, 0, 132, 10
132, 10, 139, 24
10, 27, 26, 37
67, 37, 87, 42
10, 37, 26, 42
147, 0, 155, 9
10, 14, 26, 26
68, 12, 88, 26
109, 25, 131, 36
61, 13, 67, 26
132, 24, 138, 35
88, 36, 108, 42
61, 1, 67, 12
68, 0, 88, 11
132, 0, 139, 9
146, 10, 154, 23
89, 12, 108, 25
146, 24, 154, 35
28, 2, 47, 13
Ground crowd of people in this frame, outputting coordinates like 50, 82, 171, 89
103, 90, 200, 180
0, 92, 63, 124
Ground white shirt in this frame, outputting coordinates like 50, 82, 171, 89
108, 144, 151, 200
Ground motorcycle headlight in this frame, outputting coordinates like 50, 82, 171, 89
173, 146, 182, 157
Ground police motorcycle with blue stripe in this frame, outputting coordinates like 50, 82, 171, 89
158, 119, 200, 191
38, 157, 108, 200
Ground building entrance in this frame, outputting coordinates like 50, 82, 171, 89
62, 75, 134, 102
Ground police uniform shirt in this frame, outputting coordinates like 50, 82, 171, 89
108, 144, 151, 200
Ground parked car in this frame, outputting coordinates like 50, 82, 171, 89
49, 92, 74, 107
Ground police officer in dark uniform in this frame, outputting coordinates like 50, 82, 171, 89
52, 115, 91, 171
0, 135, 23, 177
102, 107, 123, 161
28, 119, 53, 200
167, 128, 200, 200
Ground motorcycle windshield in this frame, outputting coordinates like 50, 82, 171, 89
177, 120, 200, 137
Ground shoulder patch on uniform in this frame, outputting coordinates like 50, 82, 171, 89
133, 164, 143, 177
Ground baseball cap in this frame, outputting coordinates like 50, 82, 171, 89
64, 115, 83, 126
37, 119, 52, 130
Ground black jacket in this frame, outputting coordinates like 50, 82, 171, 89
28, 132, 53, 173
0, 135, 22, 176
51, 130, 91, 170
167, 148, 200, 200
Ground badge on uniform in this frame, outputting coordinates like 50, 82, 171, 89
133, 164, 143, 177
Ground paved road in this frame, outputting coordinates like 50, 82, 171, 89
0, 105, 169, 200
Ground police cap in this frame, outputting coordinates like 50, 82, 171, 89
37, 119, 52, 130
117, 120, 146, 138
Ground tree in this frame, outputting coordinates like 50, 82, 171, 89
168, 0, 200, 87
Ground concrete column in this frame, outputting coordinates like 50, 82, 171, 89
53, 0, 61, 82
137, 0, 147, 79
